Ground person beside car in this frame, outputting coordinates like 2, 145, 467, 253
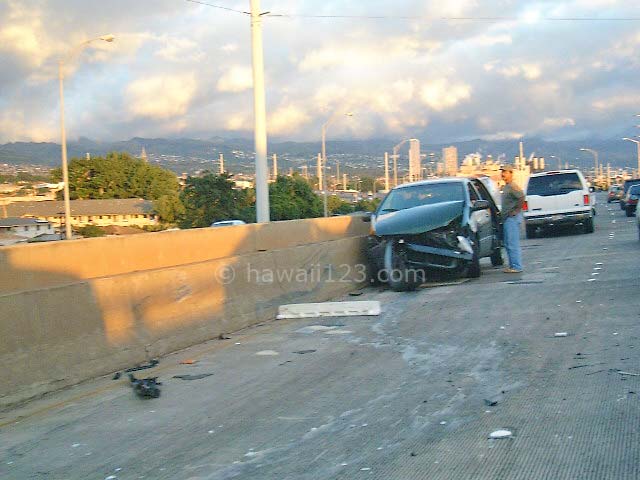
500, 165, 524, 273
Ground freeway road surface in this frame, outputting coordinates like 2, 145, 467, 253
2, 195, 640, 479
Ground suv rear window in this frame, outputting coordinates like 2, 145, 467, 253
527, 173, 583, 196
629, 185, 640, 195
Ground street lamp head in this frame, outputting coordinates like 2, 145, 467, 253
99, 34, 115, 42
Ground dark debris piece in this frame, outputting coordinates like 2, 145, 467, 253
125, 359, 159, 373
173, 373, 214, 380
129, 374, 161, 398
293, 350, 317, 355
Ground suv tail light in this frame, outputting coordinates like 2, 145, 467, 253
522, 200, 528, 212
583, 194, 590, 206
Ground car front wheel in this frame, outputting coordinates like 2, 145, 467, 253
383, 241, 422, 292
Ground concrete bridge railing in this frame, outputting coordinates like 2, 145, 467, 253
0, 216, 369, 408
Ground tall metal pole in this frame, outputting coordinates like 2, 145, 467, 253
321, 125, 328, 217
250, 0, 269, 223
219, 153, 224, 174
58, 60, 72, 240
272, 153, 277, 178
384, 152, 390, 191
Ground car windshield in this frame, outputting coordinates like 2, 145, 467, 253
378, 182, 464, 213
527, 173, 583, 196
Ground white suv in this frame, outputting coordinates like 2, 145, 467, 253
523, 170, 594, 238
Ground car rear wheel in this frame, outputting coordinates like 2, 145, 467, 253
525, 225, 537, 239
384, 241, 422, 292
584, 217, 595, 234
490, 247, 504, 267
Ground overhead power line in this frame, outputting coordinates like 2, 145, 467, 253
185, 0, 248, 15
183, 2, 640, 21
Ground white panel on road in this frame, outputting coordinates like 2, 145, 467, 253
277, 301, 381, 319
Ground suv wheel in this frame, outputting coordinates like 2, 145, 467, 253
584, 217, 595, 234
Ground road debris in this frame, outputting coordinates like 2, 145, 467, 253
554, 332, 568, 337
112, 359, 160, 380
489, 429, 513, 439
172, 373, 213, 380
277, 301, 381, 319
293, 350, 317, 355
129, 374, 161, 398
615, 370, 640, 377
348, 291, 364, 296
219, 333, 232, 340
180, 359, 197, 365
255, 350, 279, 356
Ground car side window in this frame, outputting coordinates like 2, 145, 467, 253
467, 183, 480, 202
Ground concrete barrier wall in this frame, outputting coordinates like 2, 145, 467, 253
0, 216, 370, 408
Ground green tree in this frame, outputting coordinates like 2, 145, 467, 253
153, 194, 186, 224
327, 195, 354, 215
179, 173, 254, 228
354, 197, 381, 212
269, 175, 323, 221
51, 152, 181, 201
76, 225, 106, 237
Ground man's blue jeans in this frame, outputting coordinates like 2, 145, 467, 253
503, 213, 523, 271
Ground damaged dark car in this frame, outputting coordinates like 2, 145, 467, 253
364, 177, 503, 291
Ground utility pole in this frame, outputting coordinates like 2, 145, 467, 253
316, 153, 323, 190
250, 0, 269, 222
343, 173, 347, 190
272, 153, 278, 179
384, 152, 390, 191
336, 160, 340, 184
219, 153, 224, 174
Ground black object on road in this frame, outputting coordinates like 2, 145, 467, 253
173, 374, 213, 381
293, 350, 317, 355
129, 374, 161, 398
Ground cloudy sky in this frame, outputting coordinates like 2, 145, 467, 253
1, 0, 640, 144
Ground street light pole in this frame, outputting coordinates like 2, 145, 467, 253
579, 148, 599, 180
250, 0, 270, 223
58, 35, 114, 240
622, 138, 640, 177
321, 112, 353, 217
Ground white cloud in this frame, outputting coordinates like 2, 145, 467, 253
495, 63, 542, 80
126, 73, 197, 119
268, 105, 311, 135
542, 117, 576, 128
217, 65, 253, 93
480, 131, 523, 141
592, 93, 640, 111
155, 36, 203, 62
419, 79, 471, 111
471, 34, 512, 47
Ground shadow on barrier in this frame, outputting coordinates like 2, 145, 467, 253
0, 216, 369, 408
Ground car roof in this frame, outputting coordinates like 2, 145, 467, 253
393, 177, 469, 190
529, 169, 581, 177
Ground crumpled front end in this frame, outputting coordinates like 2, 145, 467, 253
368, 217, 474, 273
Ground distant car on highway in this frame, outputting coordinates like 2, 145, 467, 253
364, 177, 502, 291
210, 220, 247, 227
623, 184, 640, 217
607, 185, 622, 203
619, 178, 640, 211
523, 169, 594, 238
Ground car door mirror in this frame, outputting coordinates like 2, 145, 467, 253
361, 212, 373, 222
471, 200, 490, 211
589, 186, 595, 193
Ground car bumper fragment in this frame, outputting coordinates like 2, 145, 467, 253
524, 211, 591, 226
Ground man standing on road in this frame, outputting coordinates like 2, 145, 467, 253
500, 165, 525, 273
